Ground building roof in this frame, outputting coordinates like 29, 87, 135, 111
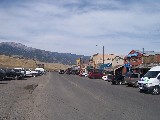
92, 54, 122, 61
135, 50, 160, 56
135, 63, 160, 69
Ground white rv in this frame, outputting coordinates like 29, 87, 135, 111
138, 66, 160, 95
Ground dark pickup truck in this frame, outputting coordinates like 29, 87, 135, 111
3, 68, 24, 80
111, 75, 125, 85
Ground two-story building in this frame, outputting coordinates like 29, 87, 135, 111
124, 50, 143, 68
125, 50, 160, 75
90, 53, 116, 68
143, 51, 160, 64
125, 50, 160, 66
89, 53, 125, 75
112, 56, 125, 67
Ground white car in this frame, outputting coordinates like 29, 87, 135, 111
25, 69, 38, 77
82, 72, 88, 77
35, 68, 45, 74
102, 75, 108, 81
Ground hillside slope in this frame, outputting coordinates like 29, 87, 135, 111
0, 55, 70, 70
0, 42, 89, 65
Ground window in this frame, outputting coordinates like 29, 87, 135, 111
144, 71, 160, 78
157, 75, 160, 79
131, 74, 138, 78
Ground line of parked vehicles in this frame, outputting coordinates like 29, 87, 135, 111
102, 66, 160, 95
60, 66, 160, 95
0, 67, 46, 81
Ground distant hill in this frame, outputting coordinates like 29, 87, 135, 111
0, 55, 70, 71
0, 42, 90, 65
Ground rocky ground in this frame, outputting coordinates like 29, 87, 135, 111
0, 72, 51, 120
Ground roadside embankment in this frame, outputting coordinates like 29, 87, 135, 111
0, 72, 52, 120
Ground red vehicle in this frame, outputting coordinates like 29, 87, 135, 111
88, 72, 104, 79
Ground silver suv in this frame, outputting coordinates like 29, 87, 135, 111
125, 72, 142, 88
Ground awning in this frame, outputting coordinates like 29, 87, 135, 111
127, 53, 138, 57
105, 65, 124, 71
124, 63, 131, 67
114, 65, 124, 71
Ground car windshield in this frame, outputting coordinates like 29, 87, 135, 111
14, 69, 20, 72
144, 71, 160, 78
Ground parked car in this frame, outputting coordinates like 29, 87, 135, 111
138, 66, 160, 95
88, 72, 104, 79
35, 68, 46, 75
65, 68, 72, 75
81, 72, 88, 77
125, 72, 142, 87
70, 70, 79, 75
102, 74, 114, 81
35, 70, 44, 76
25, 69, 38, 77
59, 69, 65, 74
102, 75, 108, 81
3, 68, 24, 80
107, 74, 114, 82
14, 68, 26, 76
0, 69, 6, 80
111, 75, 125, 85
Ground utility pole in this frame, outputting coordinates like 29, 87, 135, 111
103, 46, 104, 65
142, 48, 144, 64
96, 45, 105, 69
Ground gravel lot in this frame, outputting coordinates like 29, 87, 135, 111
0, 73, 50, 120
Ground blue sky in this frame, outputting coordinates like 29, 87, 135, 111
0, 0, 160, 56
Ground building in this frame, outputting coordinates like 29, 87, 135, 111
124, 50, 160, 75
112, 56, 125, 67
90, 53, 115, 68
143, 52, 160, 64
125, 50, 160, 67
124, 50, 143, 68
76, 58, 90, 72
90, 53, 125, 70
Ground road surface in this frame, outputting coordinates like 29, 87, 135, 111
36, 72, 160, 120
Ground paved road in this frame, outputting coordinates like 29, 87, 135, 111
39, 72, 160, 120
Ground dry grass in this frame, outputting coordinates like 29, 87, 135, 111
0, 55, 70, 71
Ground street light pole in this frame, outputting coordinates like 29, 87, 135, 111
96, 45, 105, 67
103, 46, 104, 65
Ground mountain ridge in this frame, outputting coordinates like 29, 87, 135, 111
0, 42, 90, 65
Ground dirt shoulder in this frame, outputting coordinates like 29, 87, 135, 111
0, 72, 51, 120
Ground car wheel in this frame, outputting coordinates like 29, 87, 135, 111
14, 75, 19, 80
134, 81, 139, 88
32, 74, 36, 77
116, 81, 118, 85
152, 86, 160, 95
0, 77, 3, 81
140, 89, 145, 93
119, 81, 122, 85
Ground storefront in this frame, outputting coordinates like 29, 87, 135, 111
124, 50, 143, 72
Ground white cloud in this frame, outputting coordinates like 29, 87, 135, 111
0, 0, 160, 56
